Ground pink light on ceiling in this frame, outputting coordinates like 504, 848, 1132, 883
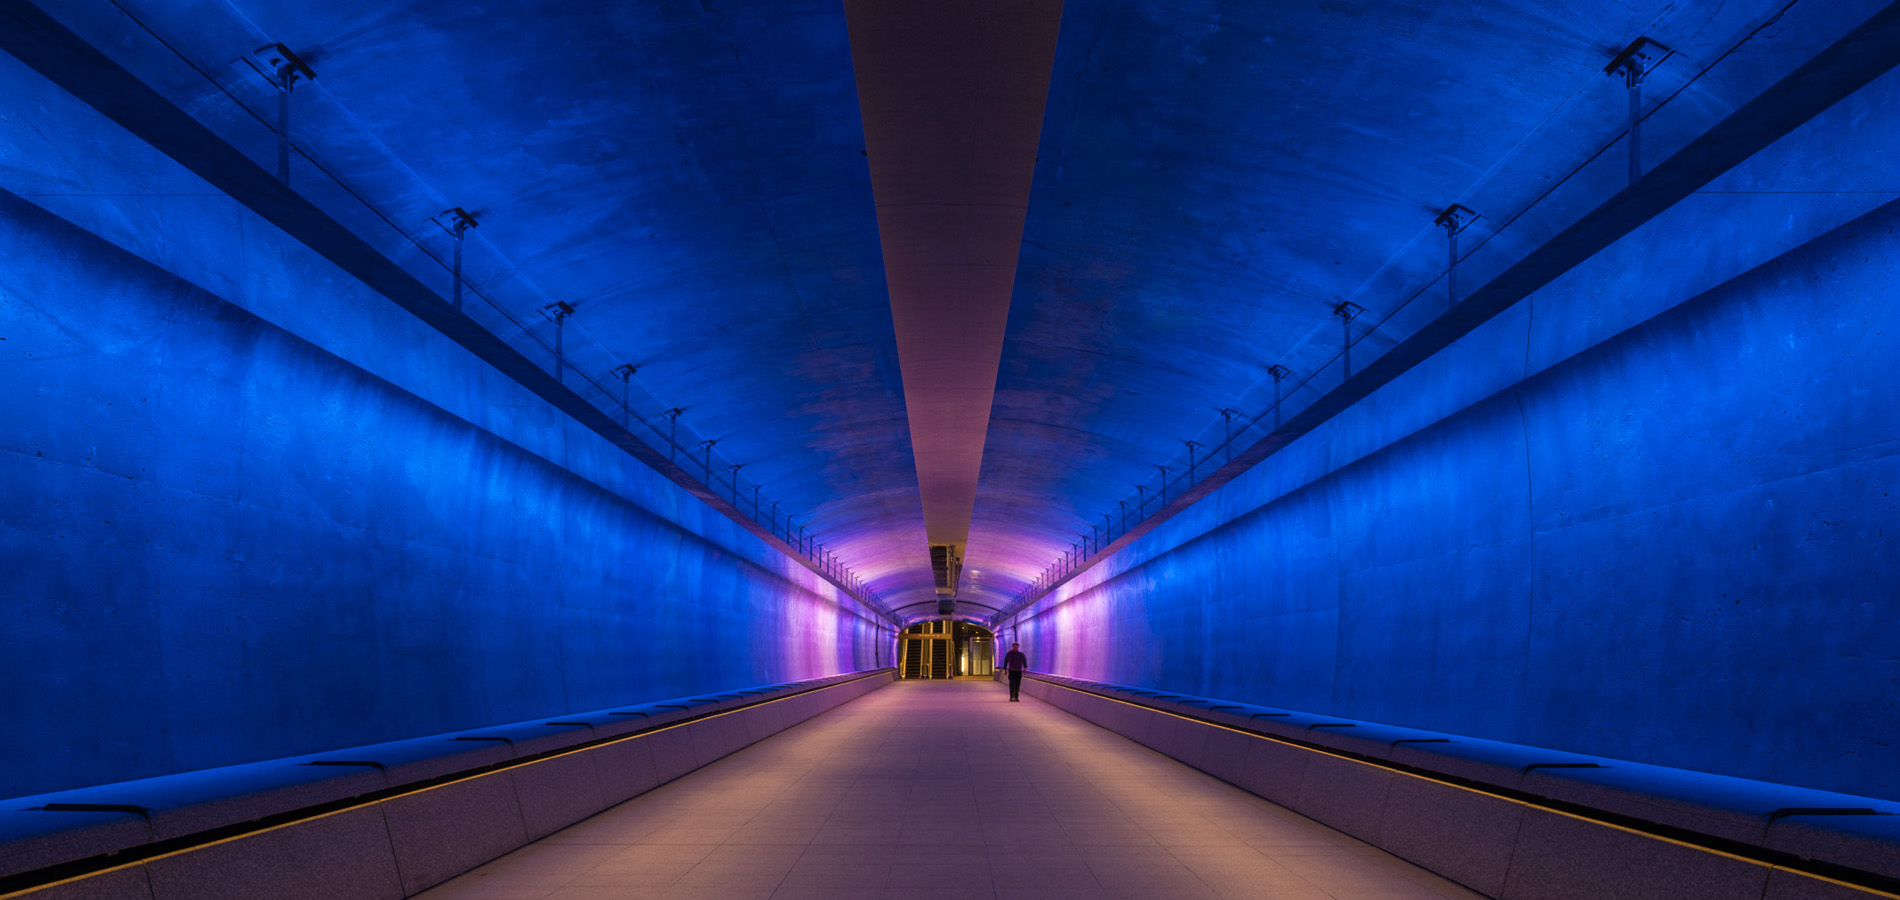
844, 0, 1066, 599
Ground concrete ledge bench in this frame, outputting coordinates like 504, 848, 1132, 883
1011, 672, 1900, 900
0, 668, 894, 899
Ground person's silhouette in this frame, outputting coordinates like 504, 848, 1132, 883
1002, 642, 1027, 701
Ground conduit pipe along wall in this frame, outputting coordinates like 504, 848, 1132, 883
0, 169, 884, 797
1008, 108, 1900, 802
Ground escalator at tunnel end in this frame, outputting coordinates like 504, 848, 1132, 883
897, 620, 995, 680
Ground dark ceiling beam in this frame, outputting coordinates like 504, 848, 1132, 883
844, 0, 1066, 589
993, 0, 1900, 627
0, 0, 897, 625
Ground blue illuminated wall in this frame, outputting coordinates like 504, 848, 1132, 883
0, 188, 886, 800
1013, 191, 1900, 800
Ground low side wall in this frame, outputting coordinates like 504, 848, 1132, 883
1011, 672, 1900, 900
0, 669, 895, 900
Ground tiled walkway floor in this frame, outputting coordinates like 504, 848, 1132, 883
416, 680, 1486, 900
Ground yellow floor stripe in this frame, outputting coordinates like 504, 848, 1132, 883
1, 676, 882, 899
1037, 680, 1900, 898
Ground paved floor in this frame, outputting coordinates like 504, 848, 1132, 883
415, 680, 1487, 900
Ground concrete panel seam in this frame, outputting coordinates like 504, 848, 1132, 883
371, 803, 408, 900
1495, 781, 1535, 900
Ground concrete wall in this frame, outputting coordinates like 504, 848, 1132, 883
1011, 185, 1900, 800
0, 188, 887, 799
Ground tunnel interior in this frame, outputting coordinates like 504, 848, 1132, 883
3, 0, 1900, 897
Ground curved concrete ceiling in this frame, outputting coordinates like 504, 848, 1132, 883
965, 0, 1796, 609
30, 0, 1877, 622
847, 0, 1063, 614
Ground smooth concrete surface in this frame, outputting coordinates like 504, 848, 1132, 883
0, 180, 888, 799
0, 674, 895, 899
141, 805, 406, 900
969, 0, 1890, 606
846, 0, 1064, 554
1008, 182, 1900, 801
1014, 673, 1900, 899
414, 680, 1485, 900
4, 6, 1898, 896
4, 0, 933, 609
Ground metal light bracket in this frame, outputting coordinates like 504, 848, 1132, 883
1335, 302, 1366, 378
611, 364, 637, 426
1436, 205, 1480, 309
432, 206, 479, 238
1268, 364, 1293, 427
241, 42, 315, 90
241, 44, 316, 185
1434, 204, 1479, 236
1604, 36, 1673, 86
1606, 37, 1674, 185
436, 208, 480, 310
542, 302, 574, 383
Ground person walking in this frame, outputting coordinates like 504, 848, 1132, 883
1002, 642, 1027, 701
